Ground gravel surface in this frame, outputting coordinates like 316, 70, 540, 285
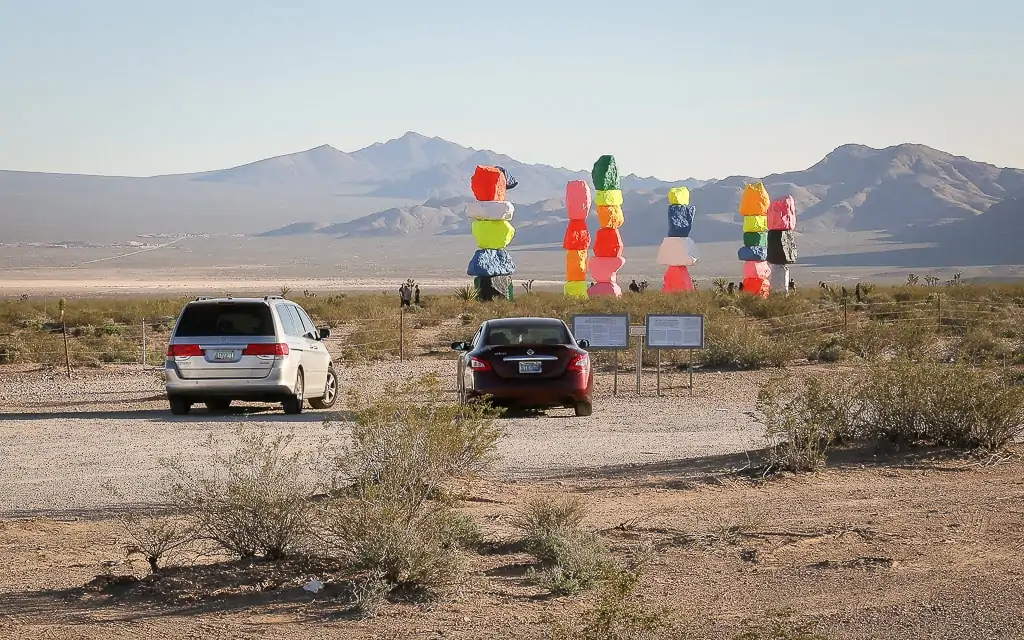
0, 361, 767, 516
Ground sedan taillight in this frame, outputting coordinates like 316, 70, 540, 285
167, 344, 203, 357
469, 356, 492, 372
243, 343, 290, 357
567, 353, 590, 373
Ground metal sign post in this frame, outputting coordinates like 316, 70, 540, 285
571, 314, 630, 398
644, 314, 705, 397
629, 325, 646, 395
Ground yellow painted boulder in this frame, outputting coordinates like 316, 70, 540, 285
594, 189, 623, 206
667, 187, 690, 205
742, 215, 768, 233
472, 219, 515, 249
564, 280, 589, 298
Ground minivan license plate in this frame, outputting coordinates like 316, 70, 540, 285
519, 361, 542, 374
213, 350, 235, 361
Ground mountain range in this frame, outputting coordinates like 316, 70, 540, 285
260, 141, 1024, 249
2, 132, 1023, 269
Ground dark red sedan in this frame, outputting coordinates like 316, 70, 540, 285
452, 317, 594, 416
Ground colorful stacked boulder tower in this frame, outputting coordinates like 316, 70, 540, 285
738, 182, 772, 298
589, 155, 625, 297
657, 187, 698, 292
563, 180, 592, 298
467, 166, 517, 301
766, 195, 798, 295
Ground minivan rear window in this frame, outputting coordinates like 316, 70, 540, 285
174, 302, 274, 337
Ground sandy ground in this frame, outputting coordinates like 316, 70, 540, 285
1, 361, 1022, 639
0, 362, 764, 517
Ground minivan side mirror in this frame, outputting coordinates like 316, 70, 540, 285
318, 327, 331, 340
451, 341, 469, 352
578, 339, 591, 349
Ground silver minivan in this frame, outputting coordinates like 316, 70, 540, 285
164, 296, 337, 415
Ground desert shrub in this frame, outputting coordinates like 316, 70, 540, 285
0, 335, 25, 364
326, 491, 471, 597
549, 540, 682, 640
120, 514, 196, 574
514, 496, 612, 595
956, 327, 1010, 364
162, 428, 319, 560
756, 374, 858, 473
804, 335, 846, 363
914, 365, 1024, 449
323, 375, 502, 599
763, 361, 1024, 458
700, 321, 791, 370
732, 608, 830, 640
341, 374, 504, 488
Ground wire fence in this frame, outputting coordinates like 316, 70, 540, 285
1, 297, 1022, 374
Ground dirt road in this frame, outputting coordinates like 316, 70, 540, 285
0, 361, 767, 517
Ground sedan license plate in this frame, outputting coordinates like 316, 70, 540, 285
519, 360, 542, 374
213, 350, 235, 362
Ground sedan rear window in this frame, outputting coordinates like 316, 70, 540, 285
174, 302, 274, 337
485, 323, 570, 346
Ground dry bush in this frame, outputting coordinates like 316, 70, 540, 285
700, 321, 792, 370
514, 496, 613, 595
760, 361, 1024, 464
732, 608, 830, 639
549, 540, 683, 640
756, 374, 858, 473
956, 327, 1010, 365
322, 375, 502, 599
120, 514, 197, 574
162, 428, 320, 560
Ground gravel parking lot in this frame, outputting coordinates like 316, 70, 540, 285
0, 360, 767, 517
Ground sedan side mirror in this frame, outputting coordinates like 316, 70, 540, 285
318, 327, 331, 340
577, 339, 591, 349
452, 341, 471, 352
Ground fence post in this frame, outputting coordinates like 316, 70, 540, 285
936, 294, 942, 328
843, 299, 849, 332
142, 318, 147, 367
399, 307, 405, 361
61, 316, 71, 380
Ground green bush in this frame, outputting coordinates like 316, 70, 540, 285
758, 360, 1024, 465
513, 496, 613, 595
162, 428, 318, 560
324, 376, 502, 599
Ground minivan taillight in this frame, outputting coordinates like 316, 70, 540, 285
167, 344, 203, 357
567, 353, 590, 373
242, 343, 290, 357
469, 356, 492, 372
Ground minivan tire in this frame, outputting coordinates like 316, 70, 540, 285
574, 399, 593, 417
282, 370, 304, 415
169, 396, 192, 415
309, 365, 338, 410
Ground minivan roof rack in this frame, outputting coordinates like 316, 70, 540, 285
195, 296, 212, 301
264, 295, 283, 301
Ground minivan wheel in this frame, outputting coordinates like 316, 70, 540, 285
169, 396, 192, 415
309, 366, 338, 410
204, 398, 232, 412
282, 370, 305, 415
574, 399, 593, 417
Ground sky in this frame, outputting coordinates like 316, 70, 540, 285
1, 0, 1021, 181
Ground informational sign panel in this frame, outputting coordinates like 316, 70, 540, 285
644, 314, 705, 349
571, 314, 629, 350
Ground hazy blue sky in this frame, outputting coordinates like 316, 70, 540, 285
1, 0, 1020, 180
